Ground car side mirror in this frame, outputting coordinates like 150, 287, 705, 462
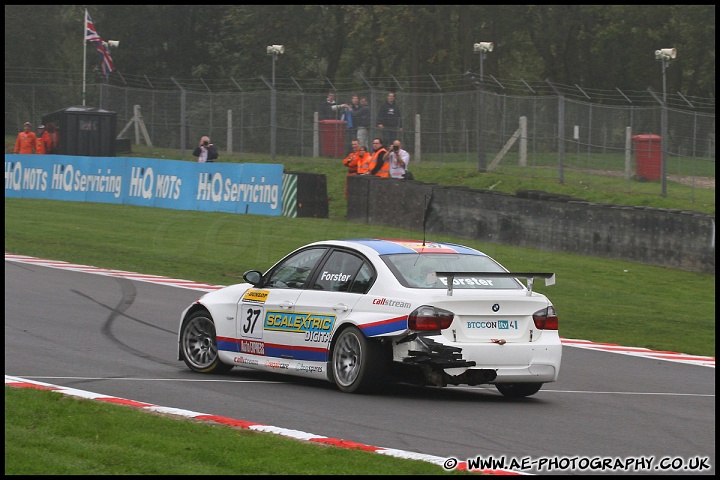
243, 270, 263, 286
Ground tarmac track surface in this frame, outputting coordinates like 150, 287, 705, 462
4, 255, 715, 475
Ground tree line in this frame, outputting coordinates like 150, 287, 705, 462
4, 5, 715, 99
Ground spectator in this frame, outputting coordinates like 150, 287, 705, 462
13, 122, 36, 154
35, 124, 52, 154
318, 90, 346, 121
192, 135, 219, 163
342, 139, 368, 198
387, 139, 410, 179
349, 95, 371, 149
344, 94, 358, 151
376, 91, 403, 147
343, 140, 372, 197
46, 122, 60, 154
356, 145, 372, 175
368, 137, 389, 178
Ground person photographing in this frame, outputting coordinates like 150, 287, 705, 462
193, 136, 219, 163
387, 140, 410, 179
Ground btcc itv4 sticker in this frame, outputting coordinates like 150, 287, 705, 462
466, 320, 519, 329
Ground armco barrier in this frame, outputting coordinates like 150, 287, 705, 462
347, 175, 715, 274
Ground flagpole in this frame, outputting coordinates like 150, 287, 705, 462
82, 9, 87, 106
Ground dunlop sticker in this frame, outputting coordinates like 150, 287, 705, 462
243, 289, 269, 303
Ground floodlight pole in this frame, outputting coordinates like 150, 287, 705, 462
474, 43, 492, 172
660, 55, 668, 197
266, 45, 284, 161
270, 51, 278, 161
98, 40, 118, 109
82, 34, 87, 106
477, 50, 486, 171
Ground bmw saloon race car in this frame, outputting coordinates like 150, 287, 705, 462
178, 238, 561, 397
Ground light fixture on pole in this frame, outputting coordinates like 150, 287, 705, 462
267, 45, 284, 160
655, 47, 676, 197
473, 42, 493, 172
474, 42, 493, 53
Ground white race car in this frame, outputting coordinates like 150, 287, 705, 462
178, 238, 561, 397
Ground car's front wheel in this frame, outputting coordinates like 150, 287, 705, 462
331, 326, 383, 393
180, 311, 233, 374
495, 382, 543, 398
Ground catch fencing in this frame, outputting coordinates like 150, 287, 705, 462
5, 74, 715, 205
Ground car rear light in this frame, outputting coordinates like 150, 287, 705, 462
533, 306, 558, 330
408, 305, 455, 331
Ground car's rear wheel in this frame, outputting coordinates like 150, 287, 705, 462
180, 311, 233, 374
495, 382, 543, 398
331, 326, 382, 393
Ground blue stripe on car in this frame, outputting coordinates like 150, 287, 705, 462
360, 316, 408, 336
217, 337, 240, 352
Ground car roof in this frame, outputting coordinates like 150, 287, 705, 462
313, 238, 487, 256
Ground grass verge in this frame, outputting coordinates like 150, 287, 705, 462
5, 386, 467, 475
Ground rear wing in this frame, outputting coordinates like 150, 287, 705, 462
435, 272, 556, 296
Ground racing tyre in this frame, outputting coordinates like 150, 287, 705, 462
331, 326, 383, 393
180, 311, 233, 374
495, 382, 543, 398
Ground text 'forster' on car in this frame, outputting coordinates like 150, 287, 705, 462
178, 238, 561, 398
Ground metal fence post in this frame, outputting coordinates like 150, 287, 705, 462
170, 77, 187, 152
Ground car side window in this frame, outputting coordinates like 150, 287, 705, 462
266, 247, 327, 289
312, 251, 365, 292
349, 262, 374, 294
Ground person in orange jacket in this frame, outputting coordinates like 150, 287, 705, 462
368, 138, 389, 177
355, 146, 370, 173
46, 122, 60, 153
342, 139, 370, 198
14, 122, 36, 154
356, 145, 372, 176
35, 124, 53, 154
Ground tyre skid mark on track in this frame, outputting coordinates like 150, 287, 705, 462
4, 375, 524, 475
6, 253, 714, 368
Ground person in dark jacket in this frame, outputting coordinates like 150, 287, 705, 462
349, 94, 371, 149
318, 90, 346, 121
376, 91, 403, 147
192, 135, 219, 163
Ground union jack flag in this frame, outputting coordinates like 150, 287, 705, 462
85, 10, 115, 75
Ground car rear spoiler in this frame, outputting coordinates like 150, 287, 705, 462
435, 272, 556, 296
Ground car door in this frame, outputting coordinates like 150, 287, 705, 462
236, 247, 328, 362
293, 249, 374, 362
